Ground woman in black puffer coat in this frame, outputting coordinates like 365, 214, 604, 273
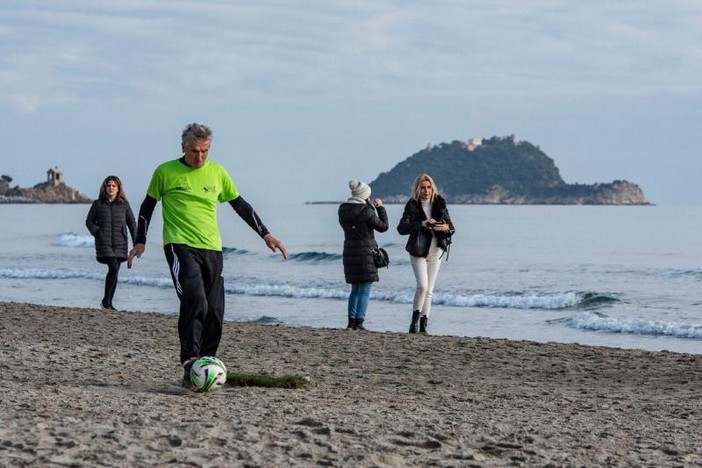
86, 175, 136, 310
338, 180, 388, 330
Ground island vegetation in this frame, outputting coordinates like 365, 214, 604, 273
369, 136, 648, 205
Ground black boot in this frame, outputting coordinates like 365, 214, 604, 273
347, 317, 354, 329
354, 319, 366, 331
419, 316, 428, 334
409, 310, 420, 333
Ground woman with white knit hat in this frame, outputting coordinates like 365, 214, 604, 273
338, 180, 388, 330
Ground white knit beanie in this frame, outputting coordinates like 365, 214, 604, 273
349, 180, 371, 200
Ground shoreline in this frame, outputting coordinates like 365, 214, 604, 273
1, 301, 700, 466
304, 200, 654, 206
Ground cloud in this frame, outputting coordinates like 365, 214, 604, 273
1, 0, 700, 114
1, 1, 701, 207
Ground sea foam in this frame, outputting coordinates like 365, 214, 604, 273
53, 233, 94, 248
0, 267, 618, 312
565, 312, 702, 339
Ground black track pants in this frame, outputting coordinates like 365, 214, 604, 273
164, 244, 225, 364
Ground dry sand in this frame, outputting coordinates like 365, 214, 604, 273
0, 301, 700, 467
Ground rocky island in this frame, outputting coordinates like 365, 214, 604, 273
369, 136, 649, 205
0, 167, 91, 204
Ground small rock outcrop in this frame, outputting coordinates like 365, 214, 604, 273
0, 171, 91, 204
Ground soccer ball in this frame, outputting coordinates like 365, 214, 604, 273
189, 356, 227, 392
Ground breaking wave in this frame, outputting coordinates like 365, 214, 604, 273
417, 290, 619, 310
0, 268, 618, 311
53, 233, 94, 248
563, 312, 702, 340
222, 246, 251, 256
287, 251, 342, 262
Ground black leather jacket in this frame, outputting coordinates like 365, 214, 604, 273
397, 195, 455, 257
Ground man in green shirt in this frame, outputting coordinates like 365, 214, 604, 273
127, 123, 287, 388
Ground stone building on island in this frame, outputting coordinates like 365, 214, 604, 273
47, 166, 65, 187
0, 167, 91, 203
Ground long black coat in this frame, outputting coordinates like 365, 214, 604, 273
338, 202, 389, 284
397, 195, 455, 257
86, 197, 137, 261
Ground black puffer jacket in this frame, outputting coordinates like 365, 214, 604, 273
397, 195, 455, 257
338, 202, 389, 284
86, 197, 137, 260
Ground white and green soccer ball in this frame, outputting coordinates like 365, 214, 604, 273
190, 356, 227, 392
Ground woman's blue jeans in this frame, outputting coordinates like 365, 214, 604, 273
348, 282, 372, 321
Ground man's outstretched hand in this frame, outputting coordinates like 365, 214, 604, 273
127, 243, 145, 269
263, 233, 288, 260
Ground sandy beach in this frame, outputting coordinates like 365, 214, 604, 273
1, 301, 700, 467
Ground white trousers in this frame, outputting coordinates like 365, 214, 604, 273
410, 248, 443, 317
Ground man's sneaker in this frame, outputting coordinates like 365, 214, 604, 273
181, 358, 198, 390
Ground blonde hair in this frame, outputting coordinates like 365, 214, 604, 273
411, 173, 438, 203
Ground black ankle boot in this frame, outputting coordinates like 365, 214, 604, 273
347, 317, 354, 329
419, 316, 428, 334
354, 319, 366, 331
409, 310, 420, 333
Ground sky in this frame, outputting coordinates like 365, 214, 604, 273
1, 1, 701, 205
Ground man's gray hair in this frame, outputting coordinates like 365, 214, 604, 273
181, 123, 213, 145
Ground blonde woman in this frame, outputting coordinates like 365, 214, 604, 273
397, 174, 455, 334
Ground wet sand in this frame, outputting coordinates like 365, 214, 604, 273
1, 301, 700, 466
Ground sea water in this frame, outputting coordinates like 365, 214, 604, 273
1, 203, 700, 355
